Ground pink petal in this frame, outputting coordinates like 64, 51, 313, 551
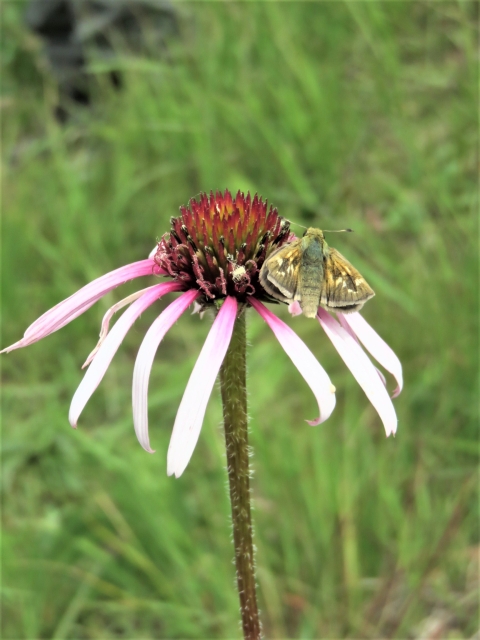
69, 281, 183, 428
288, 301, 303, 317
250, 298, 336, 426
133, 289, 201, 455
338, 312, 403, 398
335, 315, 388, 388
317, 309, 397, 436
167, 296, 237, 478
1, 259, 162, 353
375, 366, 387, 387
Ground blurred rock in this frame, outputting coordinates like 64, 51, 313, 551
25, 0, 177, 120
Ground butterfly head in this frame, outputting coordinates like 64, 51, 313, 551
302, 227, 325, 240
301, 228, 328, 259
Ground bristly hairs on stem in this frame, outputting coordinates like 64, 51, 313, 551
220, 308, 262, 640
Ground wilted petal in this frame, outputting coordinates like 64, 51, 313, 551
82, 286, 154, 368
317, 309, 397, 436
191, 301, 207, 318
338, 312, 403, 398
133, 289, 200, 454
288, 301, 303, 317
69, 281, 183, 428
167, 296, 237, 478
1, 259, 161, 353
250, 299, 336, 426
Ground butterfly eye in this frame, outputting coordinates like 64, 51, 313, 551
302, 230, 308, 237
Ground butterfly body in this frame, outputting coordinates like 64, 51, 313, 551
260, 228, 374, 318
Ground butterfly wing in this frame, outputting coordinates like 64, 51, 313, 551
259, 240, 302, 302
320, 248, 375, 313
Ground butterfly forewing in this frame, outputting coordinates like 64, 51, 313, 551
260, 241, 302, 302
320, 248, 375, 312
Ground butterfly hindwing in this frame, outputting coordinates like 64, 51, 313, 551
260, 240, 302, 302
320, 248, 375, 313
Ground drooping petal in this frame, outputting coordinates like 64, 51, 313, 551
82, 286, 154, 368
335, 315, 388, 389
133, 289, 201, 454
250, 298, 336, 426
1, 259, 162, 353
375, 366, 387, 387
317, 309, 397, 436
167, 296, 237, 478
338, 312, 403, 398
69, 281, 183, 428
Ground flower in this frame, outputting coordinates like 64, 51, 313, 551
2, 190, 402, 477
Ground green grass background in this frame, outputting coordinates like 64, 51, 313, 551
1, 2, 478, 638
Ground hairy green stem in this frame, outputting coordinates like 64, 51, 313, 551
220, 308, 261, 640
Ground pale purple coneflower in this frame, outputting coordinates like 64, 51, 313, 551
2, 189, 402, 639
2, 189, 401, 477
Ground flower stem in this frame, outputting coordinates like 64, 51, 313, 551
220, 307, 261, 640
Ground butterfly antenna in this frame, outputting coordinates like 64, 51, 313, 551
288, 220, 307, 230
323, 228, 354, 233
